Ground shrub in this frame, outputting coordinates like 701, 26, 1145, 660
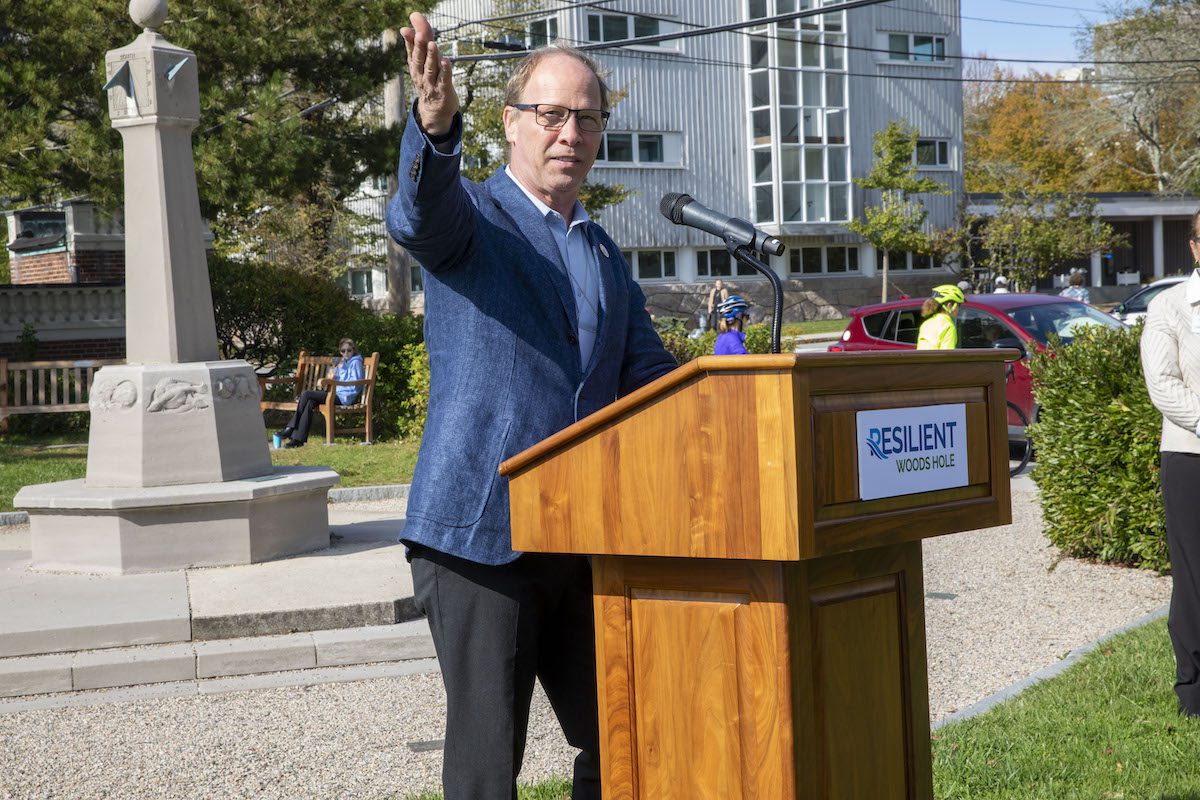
209, 255, 429, 440
1028, 322, 1167, 571
397, 342, 430, 438
347, 312, 424, 440
15, 323, 38, 360
209, 255, 367, 370
652, 317, 773, 363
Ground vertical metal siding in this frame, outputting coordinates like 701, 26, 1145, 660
425, 0, 963, 247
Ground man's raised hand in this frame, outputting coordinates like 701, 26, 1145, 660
400, 12, 459, 136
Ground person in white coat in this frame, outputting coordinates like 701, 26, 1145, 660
1141, 210, 1200, 717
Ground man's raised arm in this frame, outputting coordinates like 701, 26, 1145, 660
401, 12, 458, 137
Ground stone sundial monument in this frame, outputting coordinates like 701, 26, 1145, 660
15, 0, 339, 573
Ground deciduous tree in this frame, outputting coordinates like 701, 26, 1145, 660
1088, 1, 1200, 192
847, 121, 948, 302
979, 193, 1125, 290
964, 62, 1151, 194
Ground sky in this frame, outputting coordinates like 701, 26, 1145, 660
959, 0, 1123, 75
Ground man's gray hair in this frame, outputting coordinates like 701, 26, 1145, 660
504, 45, 610, 112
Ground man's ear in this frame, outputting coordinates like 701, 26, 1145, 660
502, 105, 518, 145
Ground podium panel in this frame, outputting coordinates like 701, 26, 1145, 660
594, 541, 931, 800
594, 557, 795, 800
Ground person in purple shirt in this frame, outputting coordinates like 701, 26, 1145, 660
713, 295, 751, 355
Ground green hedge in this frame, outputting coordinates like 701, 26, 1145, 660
209, 256, 425, 440
653, 317, 772, 363
1028, 322, 1168, 571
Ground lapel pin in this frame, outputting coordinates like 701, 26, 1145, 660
599, 243, 609, 258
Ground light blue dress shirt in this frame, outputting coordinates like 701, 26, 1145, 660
505, 167, 600, 367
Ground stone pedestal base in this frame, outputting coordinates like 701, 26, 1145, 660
14, 467, 340, 574
86, 361, 272, 488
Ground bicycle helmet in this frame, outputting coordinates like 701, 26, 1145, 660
932, 284, 965, 307
716, 295, 751, 320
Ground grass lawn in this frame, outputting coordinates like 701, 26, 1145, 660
781, 318, 847, 337
404, 778, 570, 800
0, 431, 421, 512
404, 620, 1199, 800
0, 432, 89, 513
933, 617, 1200, 799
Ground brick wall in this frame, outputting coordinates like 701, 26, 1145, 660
11, 251, 71, 284
72, 250, 125, 283
0, 338, 125, 361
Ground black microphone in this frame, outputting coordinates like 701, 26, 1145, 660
659, 193, 785, 257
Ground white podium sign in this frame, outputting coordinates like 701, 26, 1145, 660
856, 403, 969, 501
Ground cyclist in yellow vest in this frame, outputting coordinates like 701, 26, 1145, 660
916, 284, 964, 350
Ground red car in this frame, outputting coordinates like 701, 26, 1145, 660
828, 293, 1127, 424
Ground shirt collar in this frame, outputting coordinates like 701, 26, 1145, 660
1187, 268, 1200, 305
505, 166, 589, 229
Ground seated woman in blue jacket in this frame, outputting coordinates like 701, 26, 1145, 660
276, 338, 364, 447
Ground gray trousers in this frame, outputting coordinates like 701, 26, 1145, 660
1162, 452, 1200, 715
410, 546, 602, 800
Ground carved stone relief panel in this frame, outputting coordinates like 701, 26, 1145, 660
146, 377, 210, 413
90, 380, 139, 411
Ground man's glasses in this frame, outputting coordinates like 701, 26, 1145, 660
511, 103, 609, 133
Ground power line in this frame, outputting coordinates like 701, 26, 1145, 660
438, 0, 1200, 70
989, 0, 1106, 14
448, 0, 899, 63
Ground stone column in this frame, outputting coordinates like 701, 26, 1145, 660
1153, 215, 1165, 280
15, 0, 338, 574
86, 0, 270, 487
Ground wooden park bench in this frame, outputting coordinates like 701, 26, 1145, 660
258, 350, 379, 444
0, 358, 123, 432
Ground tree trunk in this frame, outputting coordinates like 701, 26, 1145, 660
383, 28, 412, 315
881, 250, 889, 303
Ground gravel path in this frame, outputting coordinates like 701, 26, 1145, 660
0, 480, 1173, 799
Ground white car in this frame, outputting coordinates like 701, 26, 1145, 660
1110, 276, 1187, 324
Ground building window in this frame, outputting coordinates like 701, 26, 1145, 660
876, 250, 942, 271
885, 33, 946, 63
914, 139, 950, 168
697, 249, 732, 277
633, 250, 676, 281
747, 0, 851, 225
698, 248, 762, 277
349, 269, 374, 296
789, 245, 860, 275
587, 13, 672, 45
527, 16, 558, 48
596, 132, 681, 166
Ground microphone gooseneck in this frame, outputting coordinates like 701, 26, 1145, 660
659, 192, 785, 354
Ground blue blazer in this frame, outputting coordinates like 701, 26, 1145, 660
386, 111, 677, 565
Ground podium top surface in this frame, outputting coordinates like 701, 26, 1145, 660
500, 350, 1016, 477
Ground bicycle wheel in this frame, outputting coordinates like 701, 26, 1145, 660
1007, 401, 1032, 477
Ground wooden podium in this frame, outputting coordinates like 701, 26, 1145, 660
500, 351, 1012, 800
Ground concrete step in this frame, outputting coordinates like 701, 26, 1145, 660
0, 619, 436, 698
0, 506, 417, 660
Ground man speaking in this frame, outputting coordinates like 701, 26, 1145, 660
386, 13, 676, 800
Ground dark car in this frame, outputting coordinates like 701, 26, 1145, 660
828, 293, 1127, 423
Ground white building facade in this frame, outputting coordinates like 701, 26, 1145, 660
382, 0, 965, 321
